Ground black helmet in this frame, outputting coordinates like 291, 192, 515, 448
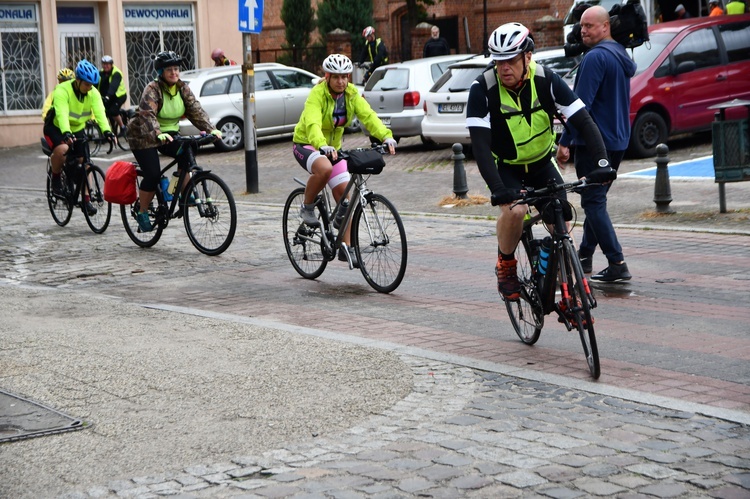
154, 51, 183, 71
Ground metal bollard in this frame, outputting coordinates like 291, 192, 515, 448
452, 143, 469, 199
653, 143, 674, 214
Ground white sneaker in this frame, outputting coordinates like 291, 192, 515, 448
299, 205, 319, 225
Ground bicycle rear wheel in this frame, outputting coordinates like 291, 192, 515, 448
82, 164, 111, 234
120, 172, 163, 247
282, 187, 328, 279
560, 238, 600, 379
183, 172, 237, 256
505, 227, 544, 345
352, 193, 407, 294
46, 166, 73, 226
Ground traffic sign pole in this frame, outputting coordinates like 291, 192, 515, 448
239, 0, 263, 194
242, 34, 258, 194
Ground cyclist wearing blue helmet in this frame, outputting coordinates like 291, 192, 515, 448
44, 59, 115, 214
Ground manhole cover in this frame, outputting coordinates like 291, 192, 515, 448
0, 389, 87, 443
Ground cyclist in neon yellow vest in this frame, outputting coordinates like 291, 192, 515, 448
726, 0, 746, 14
466, 23, 613, 301
43, 59, 115, 215
41, 68, 74, 121
358, 26, 389, 83
98, 55, 128, 133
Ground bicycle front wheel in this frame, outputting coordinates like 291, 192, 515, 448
82, 164, 111, 234
352, 193, 407, 294
505, 227, 544, 345
282, 187, 328, 279
46, 166, 73, 226
560, 238, 600, 379
120, 172, 163, 248
183, 172, 237, 256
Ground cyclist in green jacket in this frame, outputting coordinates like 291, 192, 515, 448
98, 55, 128, 134
292, 53, 396, 266
41, 68, 74, 121
43, 60, 115, 214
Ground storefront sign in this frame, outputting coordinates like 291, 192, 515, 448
124, 4, 192, 25
0, 4, 36, 23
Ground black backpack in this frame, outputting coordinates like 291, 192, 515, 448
609, 0, 650, 50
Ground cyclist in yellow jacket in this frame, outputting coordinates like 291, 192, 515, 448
44, 60, 115, 213
41, 68, 74, 121
98, 55, 128, 133
292, 53, 396, 266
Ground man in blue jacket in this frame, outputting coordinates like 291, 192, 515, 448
557, 5, 636, 282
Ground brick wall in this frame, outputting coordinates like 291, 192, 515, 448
254, 0, 569, 62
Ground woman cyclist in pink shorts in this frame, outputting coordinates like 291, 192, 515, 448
292, 53, 396, 267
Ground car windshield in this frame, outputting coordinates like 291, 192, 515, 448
365, 68, 408, 91
631, 32, 675, 75
432, 66, 488, 93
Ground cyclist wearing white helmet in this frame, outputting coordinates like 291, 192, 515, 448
466, 23, 613, 301
44, 59, 115, 215
358, 26, 388, 83
98, 55, 128, 133
292, 53, 397, 267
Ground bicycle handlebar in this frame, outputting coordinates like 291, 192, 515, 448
172, 133, 218, 147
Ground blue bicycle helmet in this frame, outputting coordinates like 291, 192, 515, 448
75, 60, 100, 84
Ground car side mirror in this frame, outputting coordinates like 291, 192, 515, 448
674, 60, 696, 76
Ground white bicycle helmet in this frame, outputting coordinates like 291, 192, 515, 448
362, 26, 375, 38
488, 23, 535, 61
322, 54, 353, 74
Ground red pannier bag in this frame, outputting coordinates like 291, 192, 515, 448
103, 161, 137, 204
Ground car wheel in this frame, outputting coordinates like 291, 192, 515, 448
215, 117, 244, 152
629, 111, 667, 159
345, 116, 361, 134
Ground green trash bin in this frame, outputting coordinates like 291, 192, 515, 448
712, 118, 750, 182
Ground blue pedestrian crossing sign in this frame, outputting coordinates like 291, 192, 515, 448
239, 0, 263, 33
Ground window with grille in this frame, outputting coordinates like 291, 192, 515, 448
0, 3, 43, 114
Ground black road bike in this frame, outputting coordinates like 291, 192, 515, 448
42, 135, 112, 234
283, 145, 407, 293
121, 135, 237, 256
504, 178, 602, 379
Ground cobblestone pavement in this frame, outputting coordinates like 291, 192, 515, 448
1, 134, 749, 497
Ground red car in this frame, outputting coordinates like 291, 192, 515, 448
628, 15, 750, 158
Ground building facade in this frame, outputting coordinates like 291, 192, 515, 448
2, 0, 567, 148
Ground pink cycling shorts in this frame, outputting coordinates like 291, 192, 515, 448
292, 143, 350, 190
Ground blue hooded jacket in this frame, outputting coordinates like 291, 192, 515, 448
560, 40, 637, 151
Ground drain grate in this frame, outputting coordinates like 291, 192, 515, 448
0, 389, 87, 443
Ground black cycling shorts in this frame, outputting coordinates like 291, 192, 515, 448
498, 159, 572, 223
43, 123, 87, 157
104, 94, 127, 117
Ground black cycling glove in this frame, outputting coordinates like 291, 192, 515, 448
585, 159, 617, 183
103, 130, 116, 142
491, 187, 523, 206
62, 131, 74, 143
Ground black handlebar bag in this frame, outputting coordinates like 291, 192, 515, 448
346, 149, 385, 175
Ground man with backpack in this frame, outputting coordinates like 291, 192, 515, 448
466, 22, 613, 301
557, 5, 636, 282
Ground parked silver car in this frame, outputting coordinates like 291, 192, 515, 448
421, 49, 579, 147
360, 54, 473, 143
179, 63, 318, 151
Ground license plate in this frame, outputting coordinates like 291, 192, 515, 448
553, 123, 564, 134
381, 117, 391, 126
438, 103, 464, 113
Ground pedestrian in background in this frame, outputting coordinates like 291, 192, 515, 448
726, 0, 746, 14
557, 5, 635, 282
211, 48, 237, 67
674, 4, 691, 18
709, 0, 725, 16
423, 26, 450, 57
